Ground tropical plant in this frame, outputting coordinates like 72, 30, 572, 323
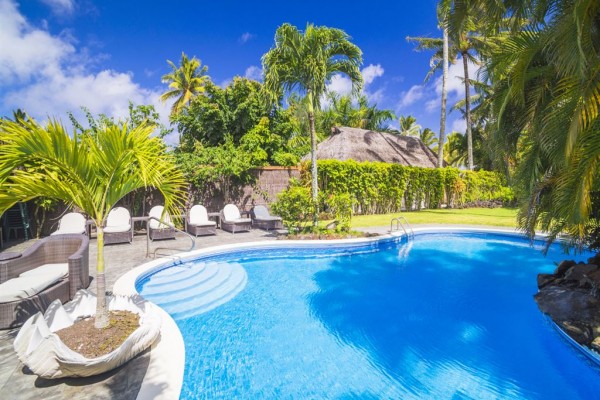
319, 93, 395, 133
399, 115, 422, 136
262, 23, 363, 225
420, 128, 439, 150
160, 52, 210, 117
0, 118, 186, 328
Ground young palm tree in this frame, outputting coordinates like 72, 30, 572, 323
399, 115, 422, 136
262, 23, 363, 226
0, 118, 186, 328
160, 52, 210, 117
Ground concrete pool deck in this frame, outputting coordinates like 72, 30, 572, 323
0, 224, 520, 399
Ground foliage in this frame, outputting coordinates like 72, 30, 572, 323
160, 52, 210, 116
0, 118, 186, 328
319, 93, 396, 133
271, 185, 316, 231
325, 192, 354, 232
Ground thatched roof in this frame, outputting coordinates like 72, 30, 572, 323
304, 126, 438, 168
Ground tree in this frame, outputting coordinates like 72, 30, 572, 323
262, 23, 363, 226
0, 118, 186, 328
160, 52, 210, 117
420, 128, 439, 149
319, 93, 395, 133
399, 115, 422, 136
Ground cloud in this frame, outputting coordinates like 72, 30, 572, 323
0, 0, 176, 143
451, 118, 467, 133
239, 32, 255, 44
434, 57, 479, 97
244, 65, 262, 81
362, 64, 384, 87
40, 0, 75, 15
398, 85, 425, 108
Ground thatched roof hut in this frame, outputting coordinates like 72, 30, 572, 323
305, 126, 438, 168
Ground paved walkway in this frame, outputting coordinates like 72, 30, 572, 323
0, 228, 281, 400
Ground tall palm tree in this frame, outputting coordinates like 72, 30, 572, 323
160, 52, 210, 117
319, 93, 395, 133
0, 119, 186, 328
262, 23, 363, 225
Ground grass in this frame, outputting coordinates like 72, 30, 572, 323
350, 207, 519, 229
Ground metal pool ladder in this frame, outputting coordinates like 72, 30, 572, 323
390, 216, 414, 238
146, 216, 196, 258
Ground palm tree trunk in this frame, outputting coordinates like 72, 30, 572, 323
94, 226, 109, 329
438, 26, 449, 168
307, 90, 319, 228
462, 52, 474, 170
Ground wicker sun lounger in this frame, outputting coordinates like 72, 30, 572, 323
104, 207, 133, 244
186, 205, 217, 237
0, 234, 90, 329
148, 206, 177, 241
220, 204, 252, 234
251, 205, 283, 231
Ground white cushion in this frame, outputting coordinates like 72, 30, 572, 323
103, 224, 131, 233
106, 207, 131, 228
189, 205, 210, 225
232, 218, 251, 224
52, 212, 86, 235
222, 204, 242, 221
148, 206, 172, 229
190, 221, 216, 227
0, 274, 65, 303
20, 263, 68, 279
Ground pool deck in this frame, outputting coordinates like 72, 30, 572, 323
0, 224, 519, 399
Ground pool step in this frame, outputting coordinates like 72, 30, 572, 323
141, 261, 247, 321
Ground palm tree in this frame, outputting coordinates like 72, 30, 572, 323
262, 23, 363, 225
420, 128, 439, 150
399, 115, 422, 136
0, 119, 186, 328
160, 52, 210, 117
319, 93, 396, 133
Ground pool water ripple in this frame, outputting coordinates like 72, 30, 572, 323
137, 232, 600, 399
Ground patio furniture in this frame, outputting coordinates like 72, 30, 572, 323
104, 207, 133, 244
148, 206, 177, 241
0, 234, 90, 329
186, 205, 217, 237
220, 204, 252, 234
251, 205, 283, 231
51, 212, 87, 235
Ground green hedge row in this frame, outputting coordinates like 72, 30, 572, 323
299, 160, 513, 214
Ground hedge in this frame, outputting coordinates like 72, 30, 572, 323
297, 160, 513, 214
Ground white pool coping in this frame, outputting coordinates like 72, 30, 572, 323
113, 225, 547, 400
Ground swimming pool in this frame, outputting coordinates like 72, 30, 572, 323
136, 231, 600, 399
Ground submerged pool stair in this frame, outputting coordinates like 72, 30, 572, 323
141, 261, 247, 321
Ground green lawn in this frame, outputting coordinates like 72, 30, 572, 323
350, 207, 519, 228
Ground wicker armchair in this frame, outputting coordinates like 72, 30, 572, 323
148, 206, 177, 241
186, 205, 217, 237
104, 207, 133, 244
0, 234, 90, 329
220, 204, 252, 234
251, 205, 283, 231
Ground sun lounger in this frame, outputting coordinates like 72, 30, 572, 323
186, 205, 217, 237
220, 204, 252, 234
104, 207, 133, 244
51, 212, 86, 235
251, 205, 283, 230
148, 206, 177, 241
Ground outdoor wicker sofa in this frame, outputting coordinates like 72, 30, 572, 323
186, 205, 217, 237
0, 234, 90, 329
148, 205, 177, 241
104, 207, 133, 244
251, 205, 283, 231
220, 204, 252, 234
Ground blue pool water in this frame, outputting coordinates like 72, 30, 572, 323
137, 232, 600, 399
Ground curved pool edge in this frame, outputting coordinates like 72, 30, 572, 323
112, 225, 543, 399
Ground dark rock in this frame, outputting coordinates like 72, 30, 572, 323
585, 269, 600, 287
554, 260, 576, 277
537, 273, 556, 289
588, 253, 600, 266
534, 286, 600, 322
564, 264, 599, 286
560, 321, 593, 345
591, 337, 600, 353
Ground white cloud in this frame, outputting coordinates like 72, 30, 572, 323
0, 0, 176, 144
425, 98, 440, 112
244, 65, 262, 81
40, 0, 75, 15
327, 74, 353, 96
239, 32, 255, 44
398, 85, 425, 108
451, 118, 467, 133
435, 57, 479, 97
362, 64, 384, 87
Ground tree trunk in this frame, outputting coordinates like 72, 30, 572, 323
307, 91, 319, 227
462, 52, 474, 170
438, 26, 449, 168
94, 226, 109, 329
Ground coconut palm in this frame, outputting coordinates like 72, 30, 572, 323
420, 128, 439, 150
319, 93, 396, 133
262, 23, 363, 225
160, 52, 210, 117
0, 118, 186, 328
399, 115, 422, 136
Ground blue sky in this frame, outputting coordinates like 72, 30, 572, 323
0, 0, 473, 145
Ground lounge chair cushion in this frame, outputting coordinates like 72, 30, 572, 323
229, 218, 251, 224
103, 224, 132, 233
20, 263, 69, 279
0, 274, 66, 303
222, 204, 242, 221
149, 206, 172, 229
190, 220, 216, 227
51, 212, 87, 235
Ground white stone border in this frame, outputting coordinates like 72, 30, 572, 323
113, 225, 545, 400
